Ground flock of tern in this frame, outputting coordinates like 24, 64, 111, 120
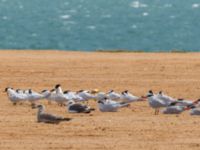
4, 84, 200, 124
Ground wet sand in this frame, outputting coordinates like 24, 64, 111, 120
1, 51, 200, 150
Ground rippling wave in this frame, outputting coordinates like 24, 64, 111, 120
0, 0, 200, 51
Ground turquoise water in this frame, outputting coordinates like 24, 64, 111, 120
0, 0, 200, 51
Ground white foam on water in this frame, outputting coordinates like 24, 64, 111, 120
31, 33, 37, 37
87, 25, 96, 30
19, 5, 24, 9
170, 15, 176, 19
60, 15, 71, 19
142, 12, 149, 16
192, 3, 200, 8
130, 1, 148, 8
131, 25, 137, 29
2, 16, 8, 20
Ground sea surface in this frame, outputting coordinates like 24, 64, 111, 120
0, 0, 200, 51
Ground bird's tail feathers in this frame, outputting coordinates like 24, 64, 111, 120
61, 118, 72, 121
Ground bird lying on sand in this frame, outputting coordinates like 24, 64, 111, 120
34, 105, 72, 124
97, 98, 130, 112
67, 100, 95, 113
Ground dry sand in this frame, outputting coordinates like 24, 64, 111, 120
0, 51, 200, 150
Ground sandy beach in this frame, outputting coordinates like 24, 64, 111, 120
1, 51, 200, 150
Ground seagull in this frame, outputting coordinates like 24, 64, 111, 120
145, 90, 168, 115
66, 100, 95, 113
107, 90, 121, 100
5, 87, 28, 105
97, 98, 130, 112
121, 90, 144, 103
35, 105, 72, 124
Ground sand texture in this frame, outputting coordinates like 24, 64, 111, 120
1, 51, 200, 150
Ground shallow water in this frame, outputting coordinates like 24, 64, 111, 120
0, 0, 200, 51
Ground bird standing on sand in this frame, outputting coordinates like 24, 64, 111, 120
76, 90, 96, 102
5, 87, 28, 105
27, 89, 48, 107
121, 90, 144, 103
55, 84, 63, 94
145, 90, 168, 115
156, 91, 177, 105
35, 105, 72, 124
46, 85, 68, 105
63, 90, 77, 101
107, 90, 121, 100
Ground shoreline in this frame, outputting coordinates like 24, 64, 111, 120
0, 49, 199, 53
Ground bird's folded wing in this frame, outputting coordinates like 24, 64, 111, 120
70, 104, 85, 112
40, 113, 64, 121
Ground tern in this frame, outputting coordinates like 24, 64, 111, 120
107, 90, 121, 100
95, 92, 107, 101
145, 90, 168, 115
189, 106, 200, 115
63, 90, 77, 101
175, 99, 194, 107
55, 84, 63, 94
47, 88, 68, 106
15, 89, 24, 94
121, 90, 144, 103
27, 89, 49, 107
5, 87, 28, 105
97, 98, 129, 112
156, 91, 177, 105
76, 90, 95, 102
161, 102, 188, 114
